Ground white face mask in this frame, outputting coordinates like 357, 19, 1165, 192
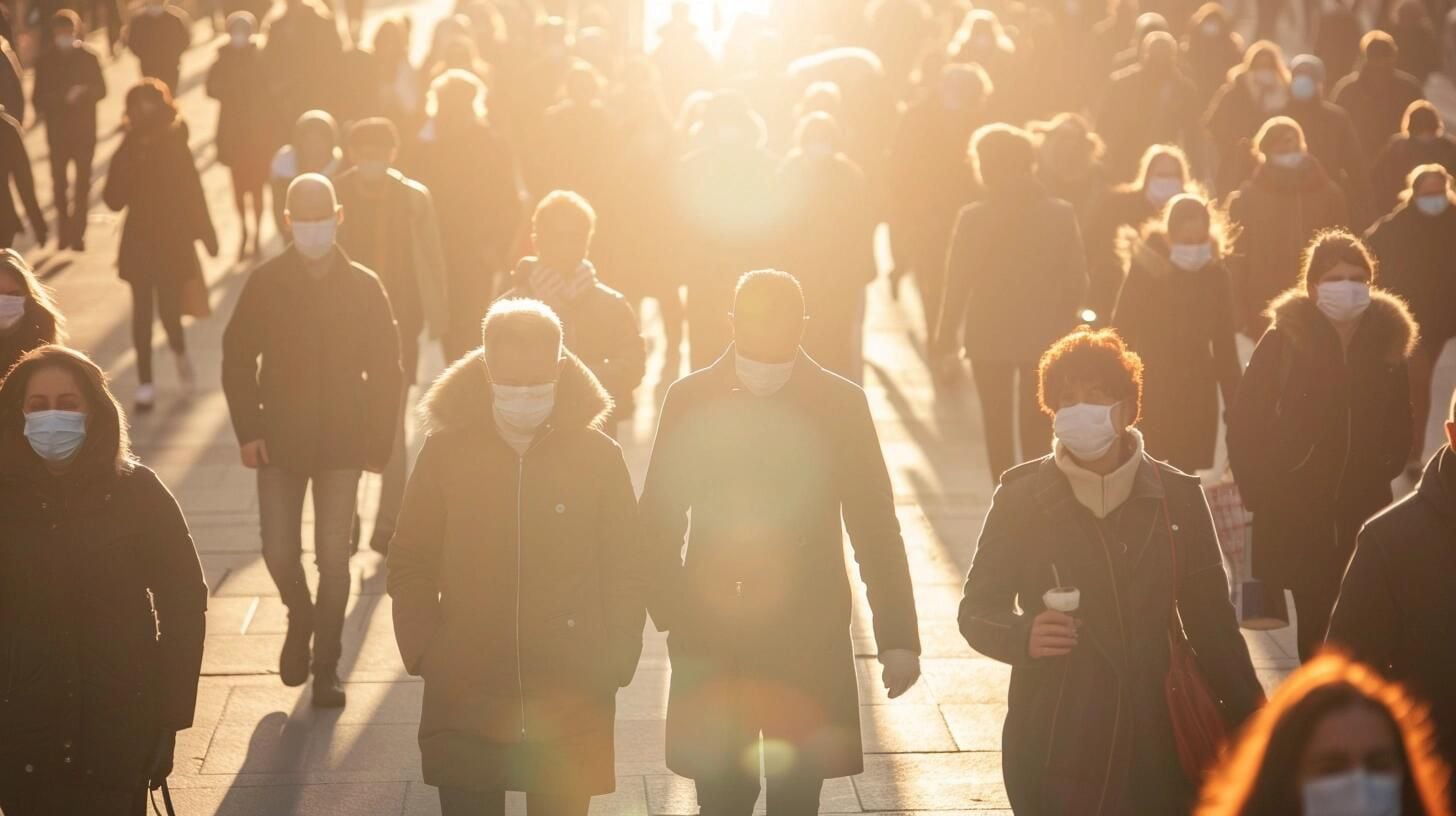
1317, 280, 1372, 323
1169, 242, 1214, 271
1291, 74, 1319, 101
230, 30, 250, 47
144, 2, 165, 15
1414, 194, 1449, 216
1301, 769, 1402, 816
24, 410, 87, 463
290, 218, 337, 260
0, 293, 26, 330
54, 35, 75, 50
1054, 402, 1122, 461
1145, 176, 1183, 207
1270, 151, 1306, 170
735, 352, 794, 397
492, 382, 556, 435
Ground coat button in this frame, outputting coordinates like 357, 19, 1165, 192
23, 764, 33, 773
63, 757, 71, 764
1171, 524, 1180, 532
555, 504, 566, 514
566, 618, 576, 628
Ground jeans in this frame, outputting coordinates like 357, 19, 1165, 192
437, 789, 589, 816
258, 466, 361, 671
695, 769, 824, 816
129, 277, 186, 386
970, 359, 1050, 484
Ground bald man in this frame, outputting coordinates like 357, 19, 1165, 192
222, 172, 403, 708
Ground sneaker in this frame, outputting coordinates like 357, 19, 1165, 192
279, 613, 314, 688
174, 352, 196, 394
135, 383, 156, 413
311, 668, 347, 708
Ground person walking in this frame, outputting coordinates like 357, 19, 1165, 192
959, 326, 1263, 814
1204, 41, 1291, 196
121, 0, 191, 95
103, 79, 219, 413
1365, 165, 1456, 476
206, 11, 274, 260
387, 298, 645, 815
221, 173, 402, 708
0, 109, 47, 250
1098, 31, 1201, 181
500, 191, 644, 435
0, 251, 65, 376
1226, 117, 1348, 337
1369, 101, 1456, 217
333, 117, 448, 553
935, 124, 1087, 483
1227, 229, 1417, 662
640, 270, 921, 813
1331, 31, 1425, 162
0, 345, 208, 815
1284, 54, 1371, 229
268, 110, 343, 243
1327, 389, 1456, 765
32, 10, 106, 252
1111, 194, 1242, 473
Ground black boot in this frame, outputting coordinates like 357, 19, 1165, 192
311, 666, 347, 708
279, 608, 314, 688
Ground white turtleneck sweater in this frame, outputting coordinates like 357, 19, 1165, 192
1052, 428, 1147, 519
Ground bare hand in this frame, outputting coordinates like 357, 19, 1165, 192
240, 439, 270, 469
1028, 610, 1079, 659
879, 649, 921, 699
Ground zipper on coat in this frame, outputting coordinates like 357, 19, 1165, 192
1094, 524, 1127, 816
514, 454, 527, 741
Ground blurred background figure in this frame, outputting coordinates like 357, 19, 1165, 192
1284, 54, 1371, 229
262, 0, 345, 136
1370, 100, 1456, 215
1330, 31, 1425, 163
1099, 31, 1200, 181
0, 251, 65, 375
121, 0, 191, 95
33, 10, 106, 252
207, 10, 273, 261
1205, 40, 1290, 196
0, 107, 46, 251
269, 110, 343, 242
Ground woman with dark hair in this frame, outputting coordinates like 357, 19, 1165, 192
1228, 229, 1417, 662
0, 345, 207, 815
0, 250, 66, 376
1182, 4, 1245, 111
103, 79, 219, 413
1369, 101, 1456, 216
1197, 654, 1452, 815
959, 326, 1263, 813
1112, 194, 1241, 473
1205, 41, 1291, 195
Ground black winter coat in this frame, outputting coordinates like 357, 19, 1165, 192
1369, 133, 1456, 216
1328, 446, 1456, 759
31, 44, 105, 148
640, 349, 920, 779
0, 464, 207, 788
1084, 188, 1159, 325
388, 351, 643, 795
1366, 200, 1456, 345
1227, 288, 1416, 593
959, 454, 1263, 815
1112, 233, 1242, 472
205, 42, 274, 174
937, 186, 1087, 363
1331, 68, 1426, 160
1098, 64, 1201, 180
0, 307, 60, 377
123, 7, 190, 93
221, 247, 403, 474
1285, 97, 1372, 228
0, 111, 44, 246
102, 119, 217, 286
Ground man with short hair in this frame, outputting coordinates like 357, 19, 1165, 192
640, 269, 921, 812
32, 10, 105, 251
1331, 31, 1426, 161
334, 117, 448, 554
222, 173, 402, 708
1329, 388, 1456, 760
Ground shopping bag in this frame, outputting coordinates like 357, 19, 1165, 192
1203, 480, 1289, 631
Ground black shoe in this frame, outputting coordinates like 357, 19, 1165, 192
369, 524, 393, 555
311, 668, 347, 708
279, 612, 314, 687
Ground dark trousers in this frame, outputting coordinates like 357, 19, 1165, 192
129, 277, 186, 386
971, 358, 1050, 483
1292, 580, 1340, 663
0, 779, 147, 815
695, 771, 825, 816
47, 133, 95, 249
437, 788, 589, 816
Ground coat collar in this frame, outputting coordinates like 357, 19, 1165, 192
418, 347, 613, 436
1417, 445, 1456, 518
1264, 286, 1420, 364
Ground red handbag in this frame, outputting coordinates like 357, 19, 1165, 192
1156, 467, 1229, 782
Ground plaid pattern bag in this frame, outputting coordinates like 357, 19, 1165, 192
1204, 480, 1288, 631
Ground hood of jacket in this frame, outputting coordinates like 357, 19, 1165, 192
418, 347, 613, 436
1264, 285, 1420, 363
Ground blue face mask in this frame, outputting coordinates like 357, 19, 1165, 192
1415, 194, 1450, 216
24, 409, 87, 463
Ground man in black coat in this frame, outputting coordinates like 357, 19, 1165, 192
32, 10, 106, 251
1286, 54, 1373, 228
222, 174, 403, 709
122, 0, 191, 95
0, 111, 47, 249
1097, 32, 1200, 181
1328, 390, 1456, 759
1331, 31, 1426, 162
640, 270, 921, 812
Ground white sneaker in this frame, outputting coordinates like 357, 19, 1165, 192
135, 383, 157, 412
175, 352, 196, 394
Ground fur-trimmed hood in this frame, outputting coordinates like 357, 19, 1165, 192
1264, 286, 1420, 363
418, 348, 614, 435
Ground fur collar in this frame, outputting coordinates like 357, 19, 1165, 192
418, 348, 613, 435
1264, 286, 1420, 363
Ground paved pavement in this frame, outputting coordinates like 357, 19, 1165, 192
13, 5, 1456, 814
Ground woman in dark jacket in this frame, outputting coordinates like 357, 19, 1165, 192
103, 80, 219, 413
1369, 101, 1456, 216
1228, 229, 1417, 662
0, 345, 207, 815
0, 250, 65, 377
1182, 4, 1245, 112
936, 124, 1087, 484
1226, 117, 1348, 337
1085, 144, 1197, 324
960, 326, 1263, 815
1205, 41, 1291, 196
1365, 164, 1456, 475
387, 300, 644, 813
1113, 194, 1241, 473
206, 12, 274, 260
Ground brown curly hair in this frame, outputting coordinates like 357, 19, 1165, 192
1036, 326, 1144, 423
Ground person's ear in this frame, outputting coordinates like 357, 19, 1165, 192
283, 211, 293, 231
1445, 420, 1455, 451
335, 206, 344, 226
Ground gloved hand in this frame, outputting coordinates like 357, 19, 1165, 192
879, 649, 921, 699
147, 730, 176, 790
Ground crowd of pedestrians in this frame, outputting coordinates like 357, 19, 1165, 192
1, 0, 1456, 813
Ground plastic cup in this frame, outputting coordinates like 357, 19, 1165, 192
1043, 587, 1081, 614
